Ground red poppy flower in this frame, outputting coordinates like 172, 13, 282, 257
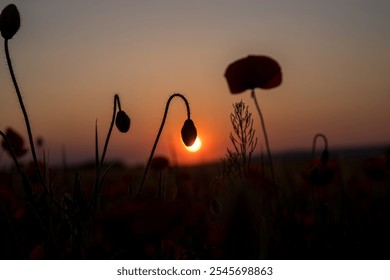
224, 55, 282, 94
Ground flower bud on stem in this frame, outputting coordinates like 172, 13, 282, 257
137, 93, 196, 197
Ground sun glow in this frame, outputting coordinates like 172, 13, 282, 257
185, 137, 202, 152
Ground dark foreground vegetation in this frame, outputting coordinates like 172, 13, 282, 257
1, 147, 390, 260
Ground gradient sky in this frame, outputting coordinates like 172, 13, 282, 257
1, 0, 390, 167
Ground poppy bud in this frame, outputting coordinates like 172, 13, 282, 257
115, 110, 130, 133
181, 119, 197, 147
0, 4, 20, 40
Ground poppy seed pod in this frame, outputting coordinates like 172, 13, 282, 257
0, 4, 20, 40
181, 119, 197, 147
115, 110, 130, 133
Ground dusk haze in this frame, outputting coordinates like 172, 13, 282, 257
1, 0, 389, 167
1, 0, 390, 262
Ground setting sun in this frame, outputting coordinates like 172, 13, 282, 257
185, 137, 202, 152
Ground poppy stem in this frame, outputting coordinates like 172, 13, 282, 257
137, 93, 191, 197
4, 39, 47, 191
93, 94, 121, 209
311, 133, 328, 160
251, 89, 275, 186
99, 94, 121, 172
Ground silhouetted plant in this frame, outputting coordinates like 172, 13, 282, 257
0, 129, 33, 197
115, 110, 131, 133
225, 55, 282, 186
222, 100, 257, 178
1, 127, 27, 158
138, 93, 197, 196
0, 4, 19, 40
1, 4, 46, 190
181, 119, 197, 147
93, 94, 130, 208
302, 133, 336, 185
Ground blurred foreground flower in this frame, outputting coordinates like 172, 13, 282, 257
302, 158, 338, 185
1, 127, 27, 158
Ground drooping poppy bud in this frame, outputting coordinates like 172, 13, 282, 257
181, 119, 197, 147
115, 110, 130, 133
0, 4, 20, 40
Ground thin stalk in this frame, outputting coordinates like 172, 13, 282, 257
93, 94, 120, 209
251, 89, 275, 186
311, 133, 328, 160
99, 94, 121, 171
4, 39, 46, 190
138, 93, 191, 196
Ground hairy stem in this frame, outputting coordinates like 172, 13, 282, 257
138, 93, 191, 196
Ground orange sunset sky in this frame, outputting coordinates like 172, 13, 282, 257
0, 0, 390, 167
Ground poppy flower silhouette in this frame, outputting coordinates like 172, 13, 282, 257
225, 55, 282, 93
225, 55, 282, 185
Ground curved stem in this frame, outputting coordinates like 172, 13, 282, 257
138, 93, 191, 196
93, 94, 121, 209
251, 89, 275, 186
4, 39, 46, 190
99, 94, 120, 171
311, 133, 328, 160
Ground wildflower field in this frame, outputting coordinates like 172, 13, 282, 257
1, 4, 390, 260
